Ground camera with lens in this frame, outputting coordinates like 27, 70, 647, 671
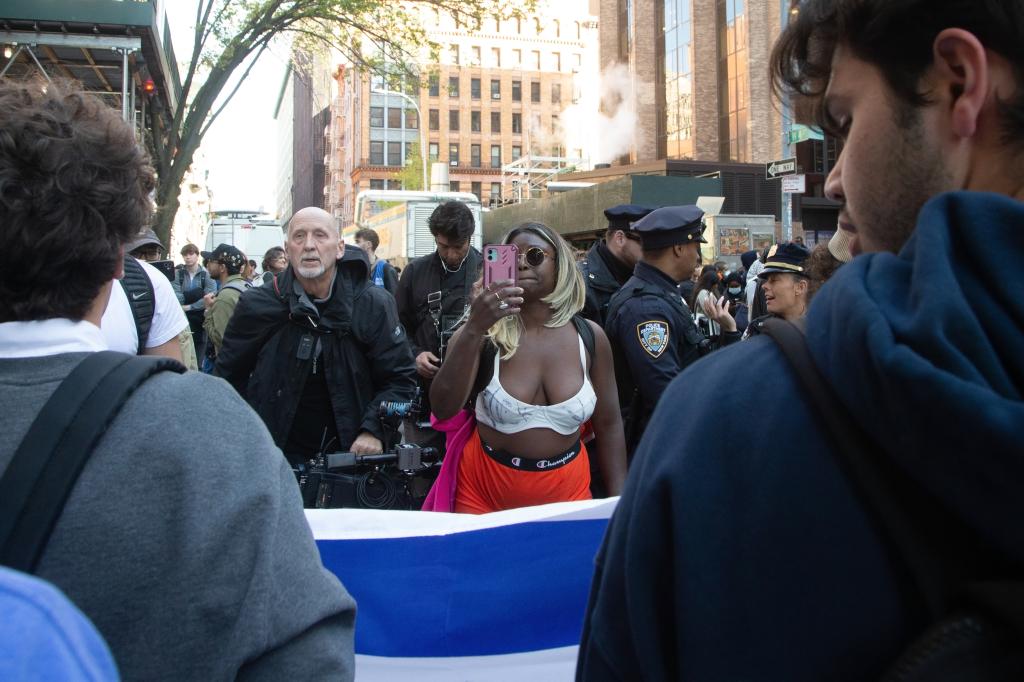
292, 443, 440, 510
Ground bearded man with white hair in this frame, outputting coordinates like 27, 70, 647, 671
216, 206, 416, 461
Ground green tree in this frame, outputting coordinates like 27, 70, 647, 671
396, 140, 425, 191
149, 0, 532, 244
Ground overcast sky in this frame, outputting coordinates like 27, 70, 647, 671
165, 3, 286, 214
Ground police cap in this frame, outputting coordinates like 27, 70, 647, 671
603, 204, 654, 231
758, 242, 812, 278
630, 205, 706, 249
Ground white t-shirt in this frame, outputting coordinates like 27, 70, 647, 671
101, 259, 188, 354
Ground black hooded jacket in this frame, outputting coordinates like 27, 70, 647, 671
215, 249, 416, 453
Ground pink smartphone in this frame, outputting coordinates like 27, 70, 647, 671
482, 244, 518, 289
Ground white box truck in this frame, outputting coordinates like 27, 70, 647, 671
204, 210, 285, 264
345, 190, 483, 269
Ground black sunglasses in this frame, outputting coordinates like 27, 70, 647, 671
519, 246, 554, 267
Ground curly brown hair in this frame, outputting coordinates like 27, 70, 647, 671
0, 78, 156, 321
806, 242, 844, 300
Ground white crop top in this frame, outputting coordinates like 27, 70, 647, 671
475, 334, 597, 435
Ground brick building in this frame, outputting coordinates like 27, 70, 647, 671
325, 1, 600, 227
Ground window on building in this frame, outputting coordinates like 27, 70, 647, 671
490, 111, 501, 132
532, 50, 541, 70
449, 143, 459, 166
471, 110, 481, 132
370, 178, 385, 189
471, 45, 481, 64
449, 44, 459, 65
490, 182, 502, 203
530, 81, 540, 102
449, 76, 459, 98
512, 145, 521, 161
428, 73, 439, 97
429, 109, 439, 130
512, 113, 522, 134
490, 79, 501, 100
534, 18, 542, 34
553, 52, 562, 71
531, 112, 541, 134
369, 141, 384, 165
552, 114, 560, 133
515, 17, 522, 34
387, 141, 401, 166
512, 80, 521, 101
513, 49, 522, 66
552, 83, 561, 104
405, 142, 412, 159
370, 106, 384, 128
450, 180, 460, 191
471, 181, 482, 201
553, 19, 561, 38
491, 47, 501, 67
471, 144, 481, 167
449, 109, 460, 131
471, 78, 481, 99
574, 21, 581, 39
387, 107, 402, 128
429, 142, 439, 160
490, 144, 501, 168
574, 53, 582, 68
405, 109, 418, 129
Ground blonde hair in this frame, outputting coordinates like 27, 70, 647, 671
488, 222, 586, 359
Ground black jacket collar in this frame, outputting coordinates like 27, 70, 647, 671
633, 260, 681, 292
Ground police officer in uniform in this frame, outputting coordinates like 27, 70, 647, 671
579, 204, 653, 327
606, 206, 740, 454
743, 241, 813, 338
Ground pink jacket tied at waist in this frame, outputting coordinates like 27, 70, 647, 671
421, 409, 475, 512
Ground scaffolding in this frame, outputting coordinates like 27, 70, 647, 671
500, 154, 586, 205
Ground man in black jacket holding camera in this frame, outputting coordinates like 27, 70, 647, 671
394, 201, 481, 447
216, 206, 416, 462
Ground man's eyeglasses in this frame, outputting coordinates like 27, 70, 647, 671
518, 246, 554, 267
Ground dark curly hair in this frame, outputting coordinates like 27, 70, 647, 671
0, 78, 155, 321
428, 200, 475, 242
806, 242, 844, 300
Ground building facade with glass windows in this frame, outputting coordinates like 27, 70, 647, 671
601, 0, 782, 165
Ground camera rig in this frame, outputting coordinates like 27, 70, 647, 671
290, 387, 439, 509
293, 443, 440, 509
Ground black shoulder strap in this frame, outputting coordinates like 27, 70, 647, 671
572, 314, 596, 360
0, 352, 185, 573
758, 317, 1019, 623
119, 256, 155, 353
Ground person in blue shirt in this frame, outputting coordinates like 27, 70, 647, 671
355, 228, 399, 295
578, 0, 1024, 679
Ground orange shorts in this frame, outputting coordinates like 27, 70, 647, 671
453, 428, 592, 514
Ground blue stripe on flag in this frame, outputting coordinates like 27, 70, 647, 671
316, 518, 607, 658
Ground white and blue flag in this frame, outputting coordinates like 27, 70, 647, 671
306, 498, 617, 681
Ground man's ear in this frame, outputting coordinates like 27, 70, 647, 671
933, 28, 990, 139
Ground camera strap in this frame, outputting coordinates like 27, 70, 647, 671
0, 352, 185, 573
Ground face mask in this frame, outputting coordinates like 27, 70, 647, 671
728, 287, 742, 295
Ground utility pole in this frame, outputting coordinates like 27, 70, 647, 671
780, 0, 794, 242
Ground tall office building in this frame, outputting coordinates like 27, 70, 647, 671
324, 1, 600, 227
601, 0, 785, 165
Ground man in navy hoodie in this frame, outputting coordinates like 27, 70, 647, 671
578, 1, 1024, 679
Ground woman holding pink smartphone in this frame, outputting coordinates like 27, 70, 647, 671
429, 222, 627, 513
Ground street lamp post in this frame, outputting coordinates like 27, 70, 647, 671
371, 87, 428, 191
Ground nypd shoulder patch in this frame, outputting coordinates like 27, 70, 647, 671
636, 320, 670, 358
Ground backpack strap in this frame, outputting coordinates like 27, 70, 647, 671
757, 317, 1018, 622
119, 256, 155, 353
0, 352, 185, 573
572, 314, 596, 361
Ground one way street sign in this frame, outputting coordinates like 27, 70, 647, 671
766, 157, 797, 179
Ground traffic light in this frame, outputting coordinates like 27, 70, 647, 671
143, 79, 155, 95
